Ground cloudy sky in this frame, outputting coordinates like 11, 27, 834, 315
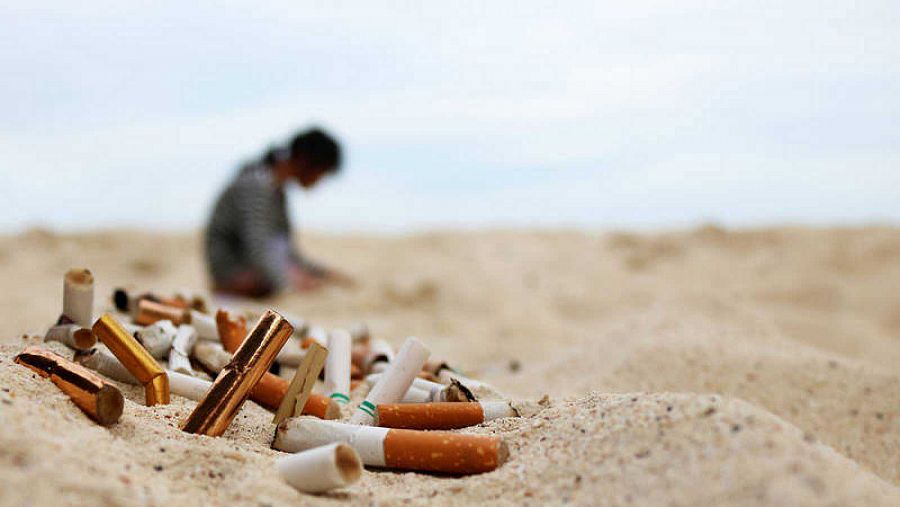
1, 1, 898, 232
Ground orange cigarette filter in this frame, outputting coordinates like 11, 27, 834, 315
376, 402, 485, 430
383, 429, 506, 474
135, 299, 187, 326
15, 346, 124, 425
216, 310, 337, 419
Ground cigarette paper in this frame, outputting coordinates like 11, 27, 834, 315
135, 320, 177, 359
350, 337, 429, 425
276, 443, 362, 494
181, 310, 293, 436
44, 324, 96, 351
375, 401, 518, 430
75, 346, 139, 384
92, 313, 169, 406
135, 299, 187, 326
167, 370, 212, 401
168, 325, 198, 375
63, 269, 94, 327
304, 326, 328, 348
325, 329, 351, 404
193, 341, 232, 374
16, 346, 124, 425
364, 338, 395, 374
274, 341, 328, 425
437, 369, 495, 391
188, 310, 219, 341
275, 418, 507, 475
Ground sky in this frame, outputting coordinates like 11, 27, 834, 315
1, 1, 898, 233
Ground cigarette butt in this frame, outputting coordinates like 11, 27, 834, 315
350, 379, 363, 391
325, 329, 351, 404
168, 325, 198, 375
181, 310, 293, 436
135, 299, 187, 326
302, 394, 342, 420
437, 370, 498, 393
423, 359, 451, 376
44, 324, 96, 351
349, 322, 370, 342
364, 338, 395, 374
366, 374, 475, 403
193, 341, 231, 374
277, 443, 362, 494
16, 346, 124, 425
274, 419, 507, 475
92, 313, 169, 406
215, 309, 248, 352
350, 337, 430, 425
167, 370, 212, 401
416, 371, 439, 383
375, 401, 518, 430
75, 346, 139, 384
274, 342, 328, 425
135, 320, 177, 359
188, 310, 219, 341
350, 363, 362, 380
63, 269, 94, 327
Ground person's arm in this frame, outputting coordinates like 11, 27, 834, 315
233, 175, 290, 291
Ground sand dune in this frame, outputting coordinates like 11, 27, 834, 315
0, 226, 898, 505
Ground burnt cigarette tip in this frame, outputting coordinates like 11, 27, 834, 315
335, 443, 363, 483
449, 379, 477, 402
113, 289, 129, 312
65, 268, 94, 285
97, 384, 125, 425
73, 328, 97, 349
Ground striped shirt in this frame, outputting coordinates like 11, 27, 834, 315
205, 162, 323, 291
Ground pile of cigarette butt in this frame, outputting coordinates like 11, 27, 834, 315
14, 268, 520, 495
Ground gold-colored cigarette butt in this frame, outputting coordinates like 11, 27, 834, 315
15, 346, 124, 425
135, 299, 187, 326
92, 313, 169, 406
181, 310, 293, 436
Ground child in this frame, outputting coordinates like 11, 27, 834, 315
205, 128, 351, 297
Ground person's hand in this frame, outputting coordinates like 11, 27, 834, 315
288, 266, 324, 292
326, 270, 356, 288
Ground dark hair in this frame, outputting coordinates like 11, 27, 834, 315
289, 128, 341, 173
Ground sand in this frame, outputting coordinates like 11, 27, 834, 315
0, 226, 897, 506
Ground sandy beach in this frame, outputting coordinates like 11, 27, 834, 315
0, 226, 897, 506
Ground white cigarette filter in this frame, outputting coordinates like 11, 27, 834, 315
76, 347, 139, 384
168, 325, 198, 375
44, 324, 96, 351
135, 320, 177, 359
364, 339, 395, 374
350, 337, 429, 425
325, 329, 352, 405
192, 342, 232, 374
274, 418, 507, 475
166, 370, 212, 401
63, 268, 94, 327
188, 310, 219, 341
276, 443, 362, 494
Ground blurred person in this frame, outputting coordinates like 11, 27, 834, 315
205, 127, 352, 298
